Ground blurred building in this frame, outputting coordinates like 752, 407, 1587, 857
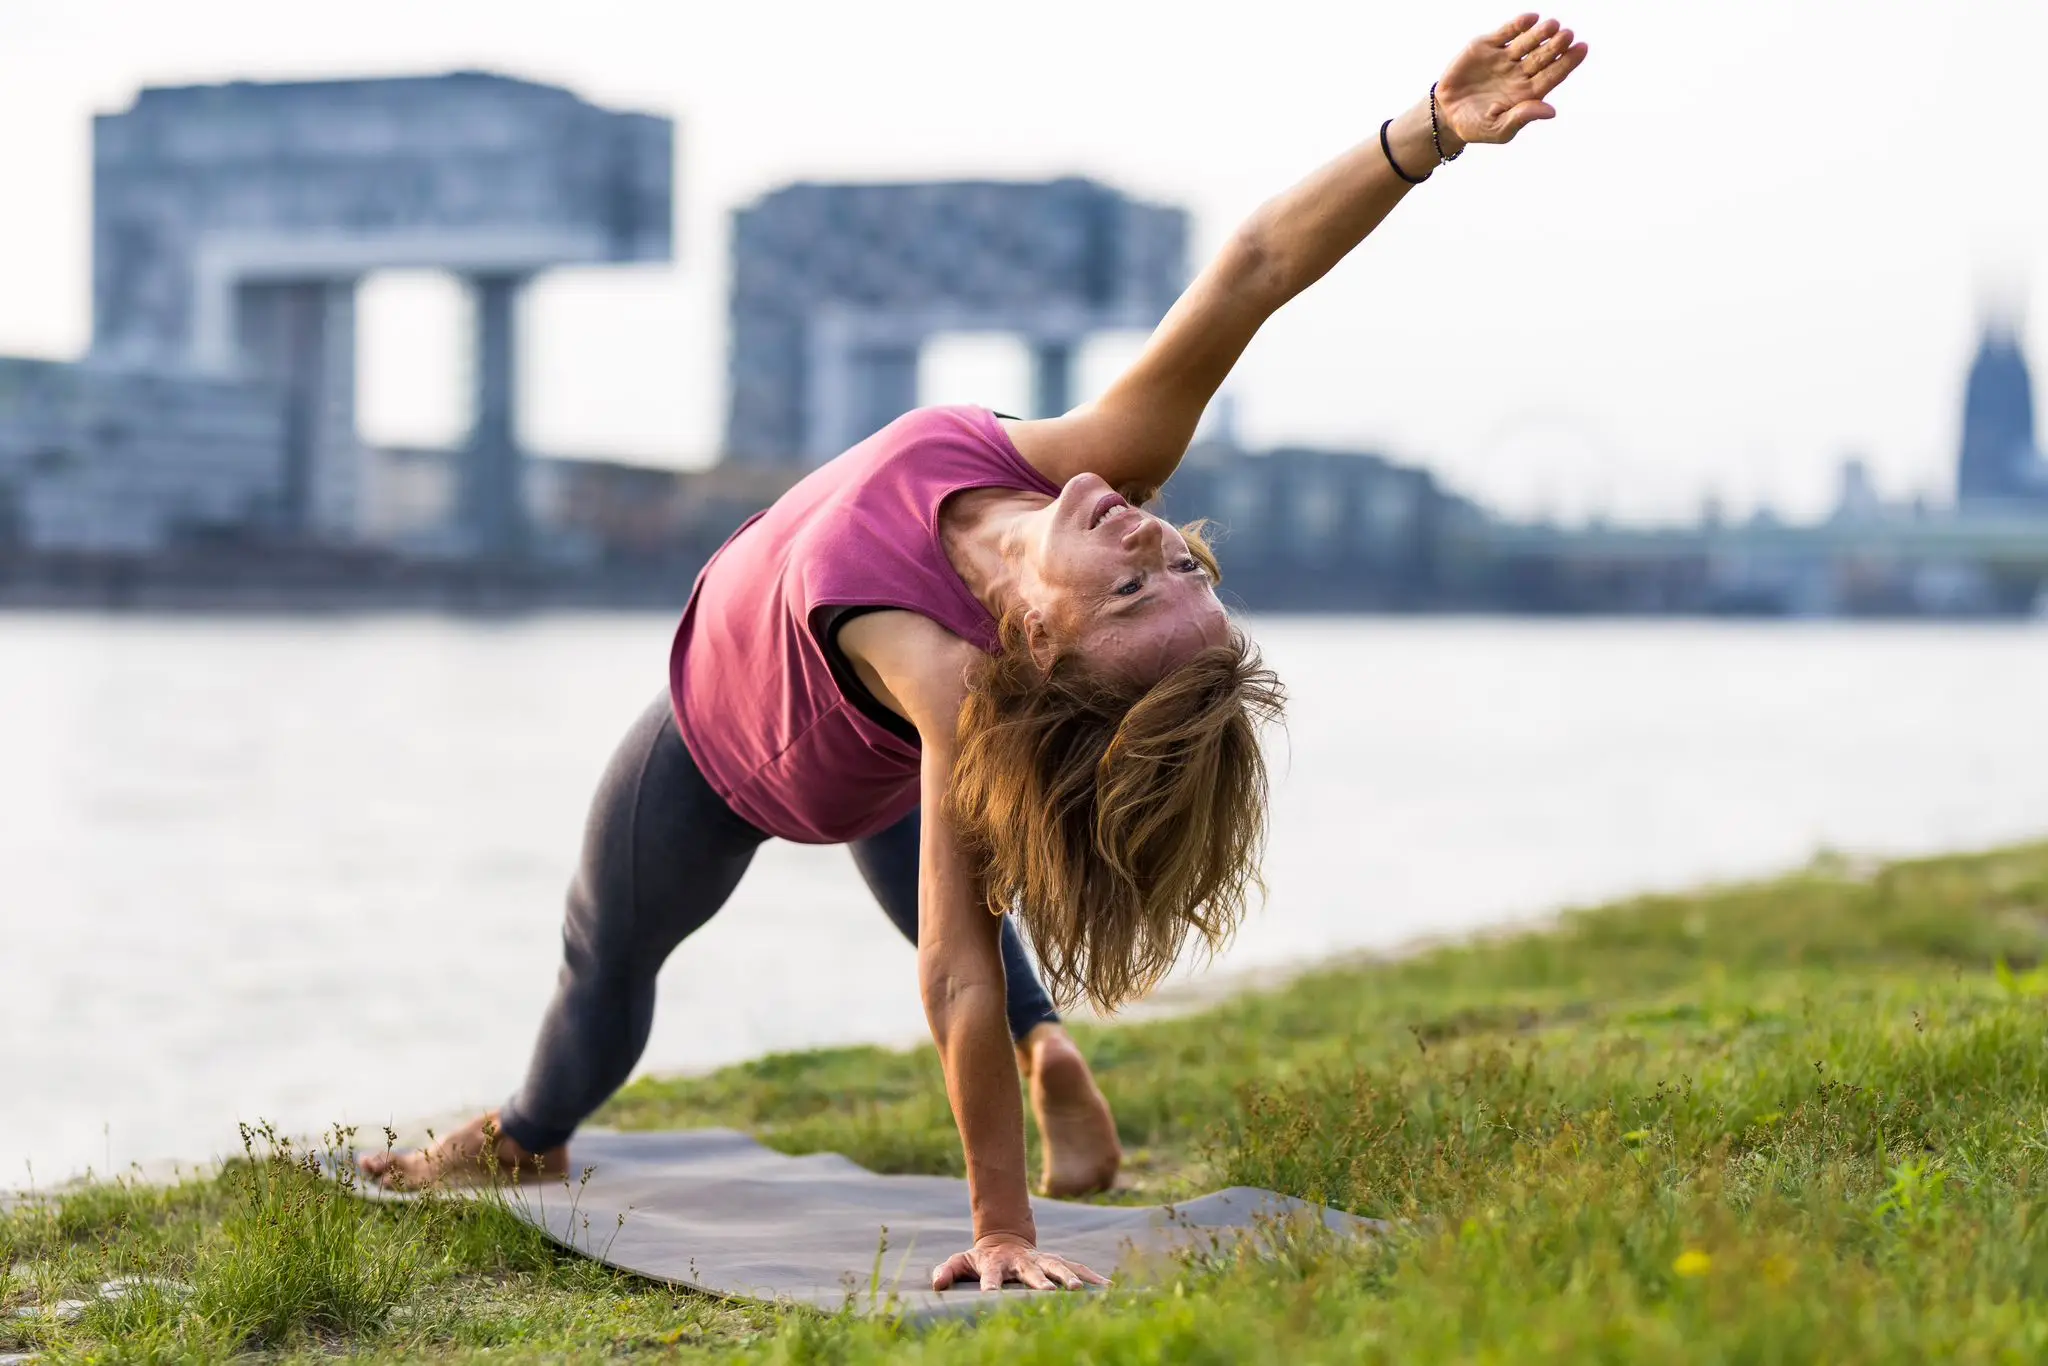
0, 71, 673, 561
1956, 318, 2043, 511
1831, 455, 1885, 524
11, 66, 2047, 617
0, 359, 284, 552
1155, 437, 1485, 609
361, 446, 798, 566
725, 179, 1185, 463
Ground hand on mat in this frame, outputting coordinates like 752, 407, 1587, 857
930, 1234, 1109, 1292
1433, 13, 1590, 148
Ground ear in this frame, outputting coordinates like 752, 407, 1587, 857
1023, 607, 1057, 674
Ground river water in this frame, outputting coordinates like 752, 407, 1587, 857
4, 614, 2045, 1184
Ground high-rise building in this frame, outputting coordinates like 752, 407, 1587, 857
1956, 321, 2042, 510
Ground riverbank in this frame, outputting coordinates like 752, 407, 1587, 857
8, 840, 2048, 1362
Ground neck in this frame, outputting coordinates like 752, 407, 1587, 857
946, 488, 1045, 620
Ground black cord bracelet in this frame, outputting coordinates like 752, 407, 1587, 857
1379, 119, 1429, 185
1429, 82, 1462, 163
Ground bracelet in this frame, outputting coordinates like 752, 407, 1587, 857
1379, 119, 1429, 185
1429, 82, 1461, 163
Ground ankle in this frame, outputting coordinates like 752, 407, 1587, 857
482, 1111, 542, 1166
1022, 1022, 1070, 1054
1015, 1023, 1072, 1076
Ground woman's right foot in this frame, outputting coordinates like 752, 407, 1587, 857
356, 1110, 569, 1191
1017, 1025, 1122, 1198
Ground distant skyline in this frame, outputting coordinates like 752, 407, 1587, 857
2, 0, 2042, 523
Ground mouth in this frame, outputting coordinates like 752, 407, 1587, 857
1087, 491, 1130, 530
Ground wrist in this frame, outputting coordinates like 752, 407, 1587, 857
973, 1226, 1036, 1251
1386, 102, 1443, 177
971, 1168, 1036, 1246
1428, 82, 1467, 159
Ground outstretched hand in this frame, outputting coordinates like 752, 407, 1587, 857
1435, 13, 1590, 149
931, 1234, 1110, 1292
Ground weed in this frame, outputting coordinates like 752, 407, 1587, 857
188, 1123, 422, 1349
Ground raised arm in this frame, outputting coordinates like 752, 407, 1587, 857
1007, 13, 1589, 496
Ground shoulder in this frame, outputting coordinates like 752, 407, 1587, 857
878, 404, 996, 454
999, 408, 1165, 505
897, 405, 1068, 490
849, 406, 1047, 492
835, 609, 978, 742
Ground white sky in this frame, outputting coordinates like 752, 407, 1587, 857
1, 0, 2042, 523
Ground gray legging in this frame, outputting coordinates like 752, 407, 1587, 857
497, 692, 1061, 1154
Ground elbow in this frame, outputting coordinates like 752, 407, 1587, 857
919, 957, 1004, 1040
1218, 221, 1292, 310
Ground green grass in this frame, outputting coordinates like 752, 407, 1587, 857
10, 841, 2048, 1361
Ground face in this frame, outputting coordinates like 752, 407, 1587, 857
1016, 472, 1232, 681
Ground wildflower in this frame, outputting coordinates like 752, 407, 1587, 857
1672, 1250, 1712, 1278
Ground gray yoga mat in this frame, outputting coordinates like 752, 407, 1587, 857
429, 1128, 1382, 1318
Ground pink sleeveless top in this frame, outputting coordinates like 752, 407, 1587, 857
668, 405, 1060, 844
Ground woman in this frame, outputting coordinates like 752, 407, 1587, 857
364, 15, 1587, 1292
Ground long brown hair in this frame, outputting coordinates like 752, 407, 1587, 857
946, 523, 1285, 1011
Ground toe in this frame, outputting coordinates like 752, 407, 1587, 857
375, 1153, 432, 1191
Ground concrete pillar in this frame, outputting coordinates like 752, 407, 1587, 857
1031, 339, 1074, 419
848, 343, 920, 453
307, 281, 362, 540
463, 273, 528, 560
233, 278, 361, 541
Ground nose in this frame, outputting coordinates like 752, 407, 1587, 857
1119, 512, 1166, 553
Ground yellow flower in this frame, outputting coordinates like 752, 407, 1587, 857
1672, 1250, 1712, 1278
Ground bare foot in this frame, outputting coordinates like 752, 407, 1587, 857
1017, 1025, 1121, 1197
356, 1110, 568, 1191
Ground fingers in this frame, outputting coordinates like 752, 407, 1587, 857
986, 1249, 1053, 1292
1504, 16, 1559, 60
1501, 100, 1558, 138
1488, 12, 1540, 45
1042, 1257, 1100, 1289
930, 1251, 976, 1290
932, 1246, 1109, 1292
1531, 41, 1589, 96
1520, 25, 1573, 76
1064, 1256, 1112, 1287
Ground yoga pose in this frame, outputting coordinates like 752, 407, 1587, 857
363, 15, 1587, 1292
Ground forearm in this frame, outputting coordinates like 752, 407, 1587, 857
923, 973, 1035, 1243
1232, 97, 1460, 309
1021, 17, 1581, 495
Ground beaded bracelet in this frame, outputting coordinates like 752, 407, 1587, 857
1378, 119, 1430, 185
1429, 82, 1462, 164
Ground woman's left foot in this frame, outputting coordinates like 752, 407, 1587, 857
357, 1110, 567, 1191
1017, 1025, 1122, 1197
